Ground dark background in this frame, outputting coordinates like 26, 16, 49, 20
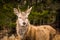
0, 0, 60, 36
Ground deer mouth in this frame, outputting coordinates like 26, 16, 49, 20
21, 25, 28, 27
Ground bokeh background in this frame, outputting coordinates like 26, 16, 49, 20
0, 0, 60, 37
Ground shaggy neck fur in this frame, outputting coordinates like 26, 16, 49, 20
17, 20, 30, 39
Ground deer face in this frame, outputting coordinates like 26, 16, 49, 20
14, 7, 32, 27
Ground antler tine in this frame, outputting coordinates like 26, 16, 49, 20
18, 5, 21, 12
18, 5, 20, 10
28, 6, 29, 9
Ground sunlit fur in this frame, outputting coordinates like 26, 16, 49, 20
24, 25, 56, 40
16, 23, 56, 40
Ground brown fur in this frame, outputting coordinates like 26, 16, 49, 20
20, 25, 56, 40
16, 19, 56, 40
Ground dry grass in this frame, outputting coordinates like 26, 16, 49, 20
0, 33, 60, 40
0, 35, 21, 40
53, 34, 60, 40
0, 29, 60, 40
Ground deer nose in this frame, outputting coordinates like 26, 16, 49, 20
23, 22, 26, 25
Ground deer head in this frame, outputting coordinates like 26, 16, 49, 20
13, 7, 32, 27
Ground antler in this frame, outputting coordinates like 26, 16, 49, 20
18, 5, 21, 12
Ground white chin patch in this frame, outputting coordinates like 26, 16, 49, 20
21, 25, 27, 27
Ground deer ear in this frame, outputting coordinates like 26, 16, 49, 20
13, 8, 21, 16
26, 7, 32, 16
13, 8, 19, 15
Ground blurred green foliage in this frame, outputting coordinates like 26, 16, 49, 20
0, 0, 59, 30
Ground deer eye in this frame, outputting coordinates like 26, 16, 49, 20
25, 17, 28, 19
19, 17, 22, 19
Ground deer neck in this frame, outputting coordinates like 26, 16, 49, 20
17, 20, 29, 39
